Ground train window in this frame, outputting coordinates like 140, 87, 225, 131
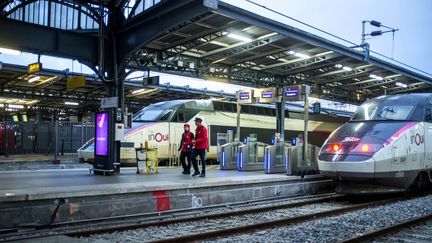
159, 110, 173, 121
249, 106, 257, 114
426, 109, 432, 122
223, 103, 234, 112
256, 107, 265, 115
178, 113, 185, 122
213, 102, 224, 111
375, 106, 413, 121
242, 106, 250, 114
352, 102, 379, 121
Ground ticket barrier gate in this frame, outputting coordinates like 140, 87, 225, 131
287, 143, 320, 175
237, 136, 268, 171
219, 141, 242, 170
264, 143, 290, 174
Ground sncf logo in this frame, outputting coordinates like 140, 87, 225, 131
148, 133, 169, 143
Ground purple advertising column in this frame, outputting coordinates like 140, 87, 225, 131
95, 112, 109, 156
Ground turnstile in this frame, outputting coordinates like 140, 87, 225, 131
220, 142, 242, 170
264, 143, 290, 174
237, 135, 267, 171
287, 143, 320, 175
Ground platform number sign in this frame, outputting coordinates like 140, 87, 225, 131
313, 102, 321, 114
257, 88, 276, 103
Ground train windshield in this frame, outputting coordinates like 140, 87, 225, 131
133, 102, 178, 122
352, 103, 414, 121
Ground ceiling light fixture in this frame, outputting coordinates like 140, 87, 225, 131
64, 101, 79, 106
227, 33, 252, 42
28, 76, 40, 83
132, 88, 146, 94
0, 47, 21, 55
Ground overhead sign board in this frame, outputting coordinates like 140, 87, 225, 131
257, 88, 276, 103
237, 90, 253, 104
67, 76, 86, 89
101, 97, 118, 108
28, 62, 42, 73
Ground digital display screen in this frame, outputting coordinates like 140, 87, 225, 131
261, 90, 273, 99
12, 115, 18, 122
21, 115, 28, 122
95, 112, 109, 156
239, 91, 250, 100
285, 88, 299, 97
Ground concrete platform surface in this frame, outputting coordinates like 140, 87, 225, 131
0, 167, 333, 229
0, 166, 320, 202
0, 154, 86, 171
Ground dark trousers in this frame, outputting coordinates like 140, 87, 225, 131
192, 149, 206, 173
180, 151, 192, 173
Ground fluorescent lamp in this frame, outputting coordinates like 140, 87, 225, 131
227, 33, 252, 42
294, 52, 310, 59
369, 74, 383, 80
210, 41, 230, 47
28, 76, 40, 83
132, 88, 146, 94
396, 82, 407, 88
0, 47, 21, 55
0, 104, 3, 107
65, 101, 79, 106
212, 58, 227, 64
342, 66, 352, 71
287, 50, 296, 55
335, 64, 343, 68
8, 104, 24, 109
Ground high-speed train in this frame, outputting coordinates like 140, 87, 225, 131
318, 94, 432, 194
78, 99, 349, 164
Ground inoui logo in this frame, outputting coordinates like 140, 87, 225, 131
148, 132, 169, 143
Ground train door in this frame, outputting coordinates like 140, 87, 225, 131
391, 133, 409, 171
424, 108, 432, 167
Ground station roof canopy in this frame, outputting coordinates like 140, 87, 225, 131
1, 0, 432, 109
126, 0, 432, 102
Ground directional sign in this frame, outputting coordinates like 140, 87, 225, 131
237, 90, 253, 104
67, 76, 86, 89
257, 88, 276, 103
101, 97, 118, 108
28, 62, 42, 73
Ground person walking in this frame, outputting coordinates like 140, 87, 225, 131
178, 124, 194, 175
191, 117, 208, 177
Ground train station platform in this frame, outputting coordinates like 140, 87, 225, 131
0, 166, 333, 229
0, 154, 85, 171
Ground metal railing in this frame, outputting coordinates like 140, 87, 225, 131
0, 121, 94, 157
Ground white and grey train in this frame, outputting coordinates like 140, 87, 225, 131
318, 94, 432, 194
78, 99, 349, 164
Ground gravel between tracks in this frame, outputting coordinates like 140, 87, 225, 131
83, 197, 345, 243
209, 194, 432, 243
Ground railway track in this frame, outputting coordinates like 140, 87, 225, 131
0, 193, 341, 242
341, 213, 432, 242
142, 196, 402, 243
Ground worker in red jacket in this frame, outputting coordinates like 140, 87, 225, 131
191, 117, 208, 177
178, 124, 194, 175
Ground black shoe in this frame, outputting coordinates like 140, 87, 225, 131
184, 171, 190, 175
182, 171, 187, 175
199, 173, 206, 177
192, 171, 200, 176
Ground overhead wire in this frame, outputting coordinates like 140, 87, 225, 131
243, 0, 432, 77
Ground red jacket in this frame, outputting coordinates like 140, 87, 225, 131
194, 125, 208, 149
179, 131, 194, 152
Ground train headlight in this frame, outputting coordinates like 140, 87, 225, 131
360, 144, 369, 152
332, 144, 341, 152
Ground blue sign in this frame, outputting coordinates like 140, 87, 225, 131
95, 112, 109, 156
285, 88, 299, 97
261, 90, 273, 99
291, 137, 297, 146
239, 91, 250, 100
